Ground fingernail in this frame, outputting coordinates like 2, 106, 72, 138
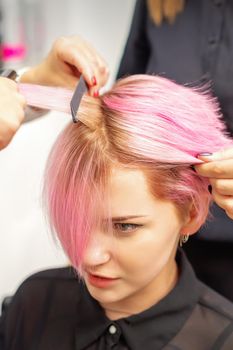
93, 91, 99, 97
208, 185, 212, 194
198, 152, 213, 157
91, 76, 97, 86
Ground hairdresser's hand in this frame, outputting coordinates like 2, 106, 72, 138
195, 148, 233, 219
0, 77, 26, 150
21, 35, 109, 96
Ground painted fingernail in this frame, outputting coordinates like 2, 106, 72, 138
91, 76, 97, 86
198, 152, 213, 157
208, 185, 212, 194
93, 91, 99, 97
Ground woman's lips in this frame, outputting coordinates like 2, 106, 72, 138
87, 273, 119, 288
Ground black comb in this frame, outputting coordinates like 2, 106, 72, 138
70, 75, 88, 123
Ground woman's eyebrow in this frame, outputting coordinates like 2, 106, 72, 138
111, 215, 148, 222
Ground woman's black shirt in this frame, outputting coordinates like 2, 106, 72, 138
0, 251, 233, 349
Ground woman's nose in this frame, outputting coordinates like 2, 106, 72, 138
83, 233, 111, 267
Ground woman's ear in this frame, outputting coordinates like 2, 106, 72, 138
180, 197, 209, 236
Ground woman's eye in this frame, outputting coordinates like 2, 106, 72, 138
113, 223, 141, 233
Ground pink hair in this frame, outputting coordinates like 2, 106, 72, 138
44, 75, 233, 271
18, 83, 73, 113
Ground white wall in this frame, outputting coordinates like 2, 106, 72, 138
0, 0, 136, 303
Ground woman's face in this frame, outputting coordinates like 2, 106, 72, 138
82, 167, 190, 318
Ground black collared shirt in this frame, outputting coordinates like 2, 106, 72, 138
0, 251, 233, 349
117, 0, 233, 136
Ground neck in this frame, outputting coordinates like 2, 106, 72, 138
102, 259, 178, 320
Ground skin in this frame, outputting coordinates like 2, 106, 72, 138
195, 148, 233, 219
0, 77, 26, 150
82, 167, 200, 320
0, 35, 109, 150
21, 35, 109, 93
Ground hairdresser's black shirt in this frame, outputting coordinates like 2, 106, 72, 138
117, 0, 233, 137
0, 251, 233, 350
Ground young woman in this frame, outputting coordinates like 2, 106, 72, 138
1, 74, 233, 349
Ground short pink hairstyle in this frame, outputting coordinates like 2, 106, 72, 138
44, 75, 233, 270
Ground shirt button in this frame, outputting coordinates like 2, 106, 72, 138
109, 324, 117, 334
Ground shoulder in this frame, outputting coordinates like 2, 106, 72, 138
21, 265, 77, 281
192, 282, 233, 349
25, 265, 76, 282
1, 266, 83, 325
0, 267, 86, 349
198, 282, 233, 322
9, 266, 82, 307
13, 265, 78, 291
170, 282, 233, 349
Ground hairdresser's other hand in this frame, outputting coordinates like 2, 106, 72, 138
195, 148, 233, 219
21, 35, 109, 96
0, 77, 26, 150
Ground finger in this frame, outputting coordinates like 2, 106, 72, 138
212, 189, 233, 218
88, 86, 99, 98
54, 36, 109, 93
52, 66, 80, 89
88, 56, 109, 87
74, 52, 108, 96
195, 158, 233, 179
0, 77, 18, 90
4, 114, 22, 134
198, 147, 233, 162
15, 91, 27, 108
58, 46, 95, 86
78, 46, 109, 89
0, 137, 10, 150
16, 104, 26, 123
210, 178, 233, 196
7, 104, 25, 125
77, 38, 109, 87
95, 60, 109, 88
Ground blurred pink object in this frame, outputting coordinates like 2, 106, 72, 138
1, 44, 26, 61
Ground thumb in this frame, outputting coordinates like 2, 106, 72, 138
198, 147, 233, 162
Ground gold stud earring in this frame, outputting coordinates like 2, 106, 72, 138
179, 234, 189, 247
